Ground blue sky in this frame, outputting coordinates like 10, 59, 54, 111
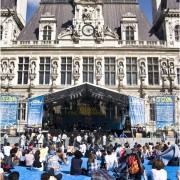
27, 0, 153, 24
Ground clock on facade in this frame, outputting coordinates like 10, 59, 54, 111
82, 25, 94, 36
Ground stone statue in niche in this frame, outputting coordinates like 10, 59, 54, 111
83, 5, 94, 20
52, 61, 58, 75
73, 23, 80, 37
95, 22, 103, 37
169, 62, 175, 74
118, 62, 124, 74
9, 62, 15, 74
2, 61, 8, 74
139, 62, 146, 75
161, 62, 168, 75
96, 61, 102, 74
74, 61, 80, 74
30, 61, 36, 74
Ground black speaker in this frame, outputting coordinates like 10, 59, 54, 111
124, 116, 131, 131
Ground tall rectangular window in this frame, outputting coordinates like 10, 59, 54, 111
39, 57, 50, 84
126, 57, 137, 85
18, 57, 29, 84
177, 68, 180, 84
83, 57, 94, 83
18, 102, 26, 121
61, 57, 72, 85
148, 57, 159, 85
105, 57, 116, 85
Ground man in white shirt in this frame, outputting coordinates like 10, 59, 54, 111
105, 146, 118, 171
3, 142, 12, 156
62, 133, 67, 147
76, 134, 82, 143
102, 135, 106, 146
37, 132, 44, 148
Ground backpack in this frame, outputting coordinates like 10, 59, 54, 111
128, 155, 136, 166
128, 160, 139, 175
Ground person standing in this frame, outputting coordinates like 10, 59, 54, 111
102, 134, 107, 146
3, 133, 8, 146
37, 132, 44, 148
19, 133, 26, 150
61, 132, 67, 147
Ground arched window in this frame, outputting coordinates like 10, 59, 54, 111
175, 25, 180, 41
43, 25, 51, 40
126, 26, 134, 40
0, 25, 3, 40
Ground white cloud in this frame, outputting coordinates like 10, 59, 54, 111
27, 0, 41, 7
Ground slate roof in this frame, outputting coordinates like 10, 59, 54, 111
1, 0, 16, 9
17, 2, 158, 41
166, 0, 180, 9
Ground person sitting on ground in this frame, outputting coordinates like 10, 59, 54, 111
146, 158, 167, 180
46, 150, 62, 172
57, 147, 68, 165
40, 143, 48, 163
32, 150, 44, 171
25, 149, 34, 166
87, 152, 100, 176
70, 150, 83, 175
105, 146, 118, 171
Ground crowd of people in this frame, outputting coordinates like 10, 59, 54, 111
0, 131, 179, 180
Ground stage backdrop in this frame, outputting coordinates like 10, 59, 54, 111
27, 96, 44, 127
0, 95, 18, 129
129, 96, 145, 126
155, 96, 175, 129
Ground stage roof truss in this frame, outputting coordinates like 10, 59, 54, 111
44, 83, 129, 108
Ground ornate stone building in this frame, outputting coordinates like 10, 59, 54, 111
1, 0, 180, 132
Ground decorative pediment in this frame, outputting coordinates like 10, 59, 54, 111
41, 12, 55, 18
123, 12, 136, 18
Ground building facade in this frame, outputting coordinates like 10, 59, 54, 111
1, 0, 180, 132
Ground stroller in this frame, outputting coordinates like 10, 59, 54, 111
113, 149, 145, 180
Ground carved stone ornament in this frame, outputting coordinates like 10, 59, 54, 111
123, 12, 136, 18
104, 26, 118, 39
73, 57, 81, 85
41, 12, 55, 18
139, 58, 146, 79
58, 26, 73, 39
117, 58, 125, 88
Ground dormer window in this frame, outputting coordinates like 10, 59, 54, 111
39, 12, 57, 41
175, 25, 180, 41
43, 25, 52, 40
0, 25, 3, 40
121, 12, 138, 41
126, 26, 134, 40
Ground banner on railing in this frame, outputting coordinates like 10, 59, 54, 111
129, 96, 145, 126
27, 96, 44, 127
155, 96, 175, 129
0, 95, 18, 129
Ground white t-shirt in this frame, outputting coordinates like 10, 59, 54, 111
77, 135, 82, 143
146, 169, 167, 180
3, 146, 12, 156
37, 133, 44, 144
105, 154, 117, 171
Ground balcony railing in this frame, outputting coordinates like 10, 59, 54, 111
0, 40, 167, 48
